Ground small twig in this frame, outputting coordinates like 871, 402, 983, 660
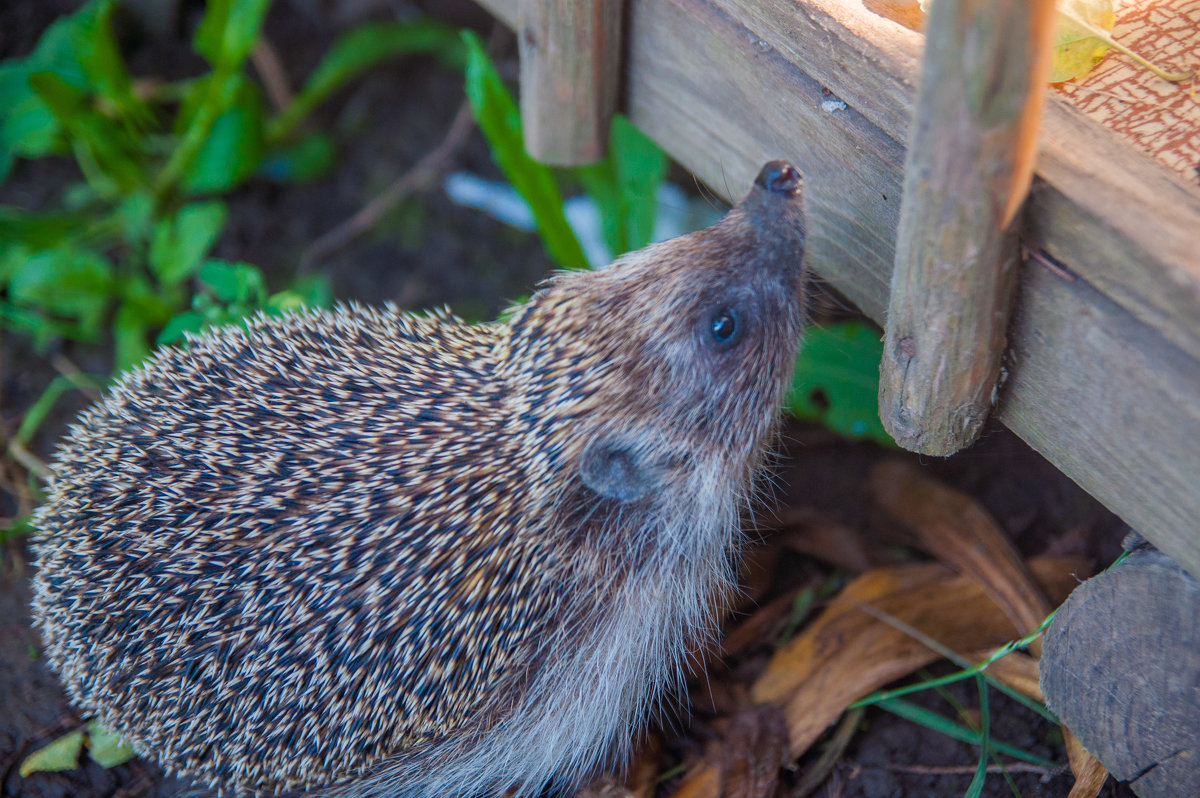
1024, 244, 1076, 283
251, 38, 294, 114
7, 441, 53, 481
298, 100, 476, 273
792, 706, 864, 798
51, 355, 103, 401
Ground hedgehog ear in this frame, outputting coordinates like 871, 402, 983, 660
579, 436, 661, 502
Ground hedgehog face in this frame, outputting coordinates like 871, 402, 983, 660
506, 161, 807, 498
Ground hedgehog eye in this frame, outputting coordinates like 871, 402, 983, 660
709, 309, 740, 346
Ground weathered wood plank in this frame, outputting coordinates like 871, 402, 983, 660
1003, 265, 1200, 578
627, 0, 904, 320
517, 0, 623, 164
709, 0, 1200, 363
879, 0, 1043, 454
472, 0, 1200, 577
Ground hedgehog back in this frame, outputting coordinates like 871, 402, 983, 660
32, 305, 564, 793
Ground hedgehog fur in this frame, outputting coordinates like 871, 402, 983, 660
31, 162, 809, 797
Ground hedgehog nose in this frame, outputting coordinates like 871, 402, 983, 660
755, 161, 802, 196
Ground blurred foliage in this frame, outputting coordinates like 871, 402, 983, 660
462, 30, 667, 270
786, 321, 894, 447
0, 0, 465, 374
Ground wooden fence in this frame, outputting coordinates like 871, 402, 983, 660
476, 0, 1200, 578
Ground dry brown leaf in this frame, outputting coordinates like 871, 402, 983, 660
776, 507, 901, 574
751, 556, 1088, 760
721, 705, 789, 798
1065, 729, 1110, 798
965, 647, 1044, 702
666, 762, 721, 798
869, 461, 1055, 641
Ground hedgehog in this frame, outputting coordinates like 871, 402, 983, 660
30, 161, 808, 798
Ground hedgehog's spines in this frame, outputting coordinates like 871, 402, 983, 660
32, 162, 809, 798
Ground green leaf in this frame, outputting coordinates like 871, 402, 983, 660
8, 245, 114, 341
965, 675, 991, 798
158, 70, 244, 195
181, 78, 265, 193
0, 0, 103, 175
462, 31, 588, 271
198, 259, 266, 304
270, 20, 465, 142
578, 115, 668, 256
0, 206, 86, 250
29, 71, 144, 192
258, 132, 334, 182
785, 320, 894, 446
0, 66, 67, 172
194, 0, 272, 69
150, 201, 228, 285
116, 191, 155, 244
267, 273, 332, 312
112, 300, 152, 371
19, 729, 85, 777
157, 310, 206, 345
72, 0, 153, 130
85, 721, 136, 768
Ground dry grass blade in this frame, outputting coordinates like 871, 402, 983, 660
751, 556, 1088, 760
1065, 730, 1109, 798
965, 648, 1043, 702
665, 762, 721, 798
869, 461, 1055, 640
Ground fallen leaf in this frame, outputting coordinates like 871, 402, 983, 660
18, 729, 84, 777
722, 705, 789, 798
776, 507, 902, 574
752, 556, 1088, 759
85, 720, 136, 768
1066, 730, 1109, 798
869, 461, 1054, 643
1051, 0, 1115, 82
1054, 0, 1192, 82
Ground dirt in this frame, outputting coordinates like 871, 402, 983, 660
0, 3, 1134, 798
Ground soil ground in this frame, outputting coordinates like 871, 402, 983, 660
0, 2, 1134, 797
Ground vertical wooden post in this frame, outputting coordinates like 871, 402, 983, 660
879, 0, 1052, 456
518, 0, 624, 166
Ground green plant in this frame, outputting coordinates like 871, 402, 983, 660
785, 320, 895, 447
462, 30, 667, 270
0, 0, 465, 372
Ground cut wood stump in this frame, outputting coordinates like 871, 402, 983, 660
1041, 543, 1200, 798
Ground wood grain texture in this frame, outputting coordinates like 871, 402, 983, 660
472, 0, 1200, 576
517, 0, 623, 165
1041, 548, 1200, 796
879, 0, 1036, 454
